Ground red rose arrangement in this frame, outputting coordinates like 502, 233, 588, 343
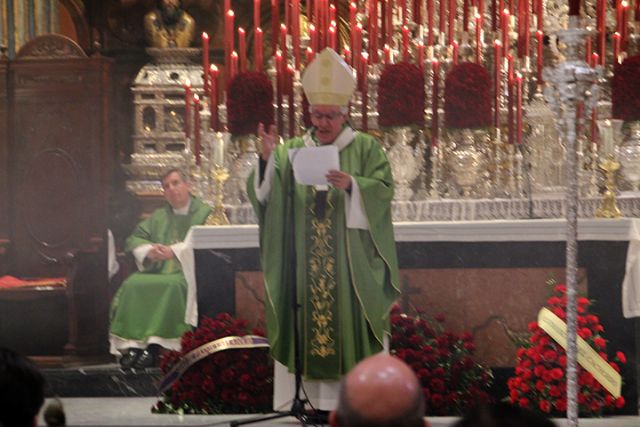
612, 55, 640, 122
444, 62, 492, 129
154, 313, 273, 415
227, 71, 275, 137
508, 283, 627, 416
390, 305, 493, 416
377, 62, 426, 128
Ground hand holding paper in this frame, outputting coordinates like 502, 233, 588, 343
289, 145, 341, 186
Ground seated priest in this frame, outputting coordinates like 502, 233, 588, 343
109, 168, 212, 369
248, 48, 400, 414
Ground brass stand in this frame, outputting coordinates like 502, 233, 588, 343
206, 166, 230, 225
595, 154, 622, 218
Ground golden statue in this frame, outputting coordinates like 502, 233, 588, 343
144, 0, 195, 48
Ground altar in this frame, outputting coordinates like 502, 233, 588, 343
187, 218, 639, 414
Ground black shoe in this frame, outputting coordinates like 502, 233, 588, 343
303, 409, 329, 425
134, 349, 157, 369
119, 348, 142, 369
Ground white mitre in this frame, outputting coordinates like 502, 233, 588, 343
302, 48, 356, 107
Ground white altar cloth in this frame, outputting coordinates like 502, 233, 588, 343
179, 218, 640, 332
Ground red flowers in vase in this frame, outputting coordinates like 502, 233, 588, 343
508, 283, 627, 416
377, 62, 426, 128
444, 62, 492, 129
390, 305, 493, 415
612, 55, 640, 122
227, 71, 275, 137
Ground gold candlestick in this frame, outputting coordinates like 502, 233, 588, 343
206, 165, 230, 225
595, 154, 622, 218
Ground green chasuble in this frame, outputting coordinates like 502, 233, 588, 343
109, 196, 211, 353
248, 127, 400, 380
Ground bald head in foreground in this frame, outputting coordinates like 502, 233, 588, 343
329, 354, 429, 427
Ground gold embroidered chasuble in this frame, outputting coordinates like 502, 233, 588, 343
248, 127, 400, 379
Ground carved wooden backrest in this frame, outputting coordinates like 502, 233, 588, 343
0, 57, 8, 264
9, 35, 112, 277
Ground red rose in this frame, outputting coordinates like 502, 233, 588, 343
615, 397, 626, 408
519, 398, 530, 408
539, 400, 552, 413
227, 71, 274, 137
593, 337, 606, 349
377, 62, 426, 127
612, 55, 640, 121
444, 62, 492, 129
616, 351, 627, 364
550, 368, 564, 381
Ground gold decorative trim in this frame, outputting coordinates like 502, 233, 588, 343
308, 190, 336, 358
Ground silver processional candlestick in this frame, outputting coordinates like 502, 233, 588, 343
542, 15, 602, 427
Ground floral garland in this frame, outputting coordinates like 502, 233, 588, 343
377, 62, 426, 128
153, 313, 272, 415
444, 62, 492, 129
226, 71, 275, 137
390, 304, 493, 415
508, 283, 627, 416
612, 55, 640, 122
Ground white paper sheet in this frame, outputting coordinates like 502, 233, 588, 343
288, 145, 340, 185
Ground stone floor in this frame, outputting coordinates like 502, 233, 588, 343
36, 397, 640, 427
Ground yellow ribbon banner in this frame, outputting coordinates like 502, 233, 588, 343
157, 335, 270, 394
537, 307, 621, 398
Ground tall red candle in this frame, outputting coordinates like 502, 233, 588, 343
309, 24, 318, 53
184, 80, 191, 138
193, 94, 201, 166
452, 40, 459, 65
516, 73, 523, 144
501, 9, 510, 56
448, 0, 456, 44
369, 0, 379, 63
271, 0, 279, 52
329, 24, 337, 50
230, 51, 239, 81
287, 64, 295, 138
463, 0, 470, 31
350, 1, 357, 30
202, 32, 210, 93
613, 31, 621, 63
238, 28, 247, 72
597, 0, 606, 66
439, 0, 446, 35
292, 0, 301, 69
432, 59, 440, 146
418, 41, 425, 72
255, 27, 264, 71
254, 0, 261, 30
361, 52, 369, 132
475, 14, 482, 63
386, 0, 394, 47
494, 40, 502, 128
280, 24, 288, 63
275, 51, 284, 134
507, 54, 514, 144
535, 30, 544, 84
427, 0, 434, 45
384, 44, 391, 63
402, 25, 410, 61
209, 65, 219, 131
225, 10, 235, 83
307, 46, 315, 64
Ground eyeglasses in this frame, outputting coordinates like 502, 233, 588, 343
310, 111, 344, 121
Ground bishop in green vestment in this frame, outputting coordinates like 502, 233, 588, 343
248, 48, 400, 382
109, 169, 211, 368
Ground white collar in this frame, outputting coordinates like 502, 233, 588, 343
172, 198, 191, 215
303, 126, 357, 151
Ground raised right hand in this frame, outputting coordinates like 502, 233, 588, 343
258, 123, 278, 161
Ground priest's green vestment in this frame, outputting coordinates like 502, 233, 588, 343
248, 127, 400, 380
109, 197, 211, 353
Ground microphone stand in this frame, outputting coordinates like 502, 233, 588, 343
230, 149, 314, 426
